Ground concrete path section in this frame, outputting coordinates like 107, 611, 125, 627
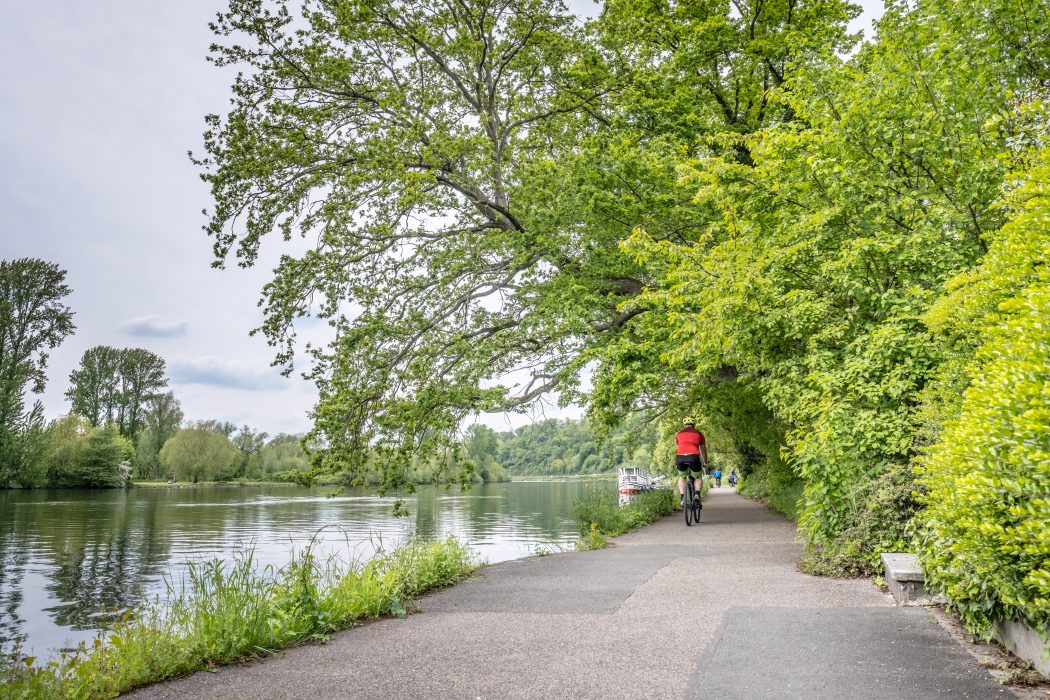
130, 488, 1011, 699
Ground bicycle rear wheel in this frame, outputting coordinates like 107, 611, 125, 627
684, 483, 694, 526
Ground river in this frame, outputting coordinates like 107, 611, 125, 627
0, 479, 607, 659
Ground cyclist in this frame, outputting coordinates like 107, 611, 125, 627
675, 418, 708, 508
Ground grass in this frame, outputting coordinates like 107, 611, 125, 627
1, 536, 475, 699
572, 487, 679, 548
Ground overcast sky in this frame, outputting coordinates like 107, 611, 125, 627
0, 0, 884, 436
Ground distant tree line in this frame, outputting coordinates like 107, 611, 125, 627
0, 257, 311, 488
463, 415, 660, 478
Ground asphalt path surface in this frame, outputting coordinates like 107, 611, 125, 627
130, 488, 1010, 699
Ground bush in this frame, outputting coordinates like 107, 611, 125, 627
917, 283, 1050, 637
45, 417, 133, 488
799, 466, 920, 577
573, 487, 678, 541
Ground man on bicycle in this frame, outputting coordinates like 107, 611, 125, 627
676, 418, 708, 507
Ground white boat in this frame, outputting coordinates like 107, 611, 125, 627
618, 466, 653, 495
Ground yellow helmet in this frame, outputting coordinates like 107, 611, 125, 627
683, 417, 695, 425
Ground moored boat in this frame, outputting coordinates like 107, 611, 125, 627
618, 466, 653, 495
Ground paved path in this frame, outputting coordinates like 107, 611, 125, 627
131, 488, 1011, 699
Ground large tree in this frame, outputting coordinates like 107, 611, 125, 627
608, 0, 1048, 571
159, 424, 239, 483
0, 258, 75, 484
65, 345, 122, 427
135, 391, 185, 479
199, 0, 857, 488
67, 346, 167, 437
0, 259, 75, 433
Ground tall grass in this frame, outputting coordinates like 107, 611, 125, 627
572, 488, 679, 548
2, 537, 475, 699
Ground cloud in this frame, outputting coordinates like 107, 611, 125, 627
168, 355, 287, 391
119, 314, 189, 338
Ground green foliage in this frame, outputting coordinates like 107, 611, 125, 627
575, 522, 606, 551
572, 487, 677, 541
603, 0, 1047, 574
75, 425, 135, 488
800, 465, 920, 577
495, 415, 658, 476
159, 425, 238, 483
134, 392, 184, 480
0, 403, 51, 488
66, 347, 168, 439
916, 147, 1050, 637
1, 537, 475, 699
737, 467, 803, 522
45, 416, 134, 489
0, 258, 75, 485
258, 433, 310, 476
190, 0, 1050, 633
461, 425, 510, 483
228, 425, 269, 480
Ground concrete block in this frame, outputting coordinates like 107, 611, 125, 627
994, 618, 1050, 676
880, 552, 945, 606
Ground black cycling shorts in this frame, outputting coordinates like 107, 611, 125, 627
675, 454, 704, 475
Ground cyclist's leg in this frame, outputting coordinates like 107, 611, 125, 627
675, 455, 689, 504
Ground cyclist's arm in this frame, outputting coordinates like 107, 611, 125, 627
700, 441, 709, 466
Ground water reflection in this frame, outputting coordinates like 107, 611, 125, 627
0, 479, 607, 657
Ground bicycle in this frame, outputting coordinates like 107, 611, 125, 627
683, 475, 702, 526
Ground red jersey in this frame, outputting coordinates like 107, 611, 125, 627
676, 427, 705, 455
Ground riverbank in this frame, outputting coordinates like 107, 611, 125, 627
0, 480, 597, 661
1, 538, 476, 698
131, 480, 297, 488
127, 488, 1020, 699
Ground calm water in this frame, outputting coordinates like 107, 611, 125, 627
0, 480, 605, 658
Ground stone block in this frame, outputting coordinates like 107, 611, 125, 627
880, 552, 944, 606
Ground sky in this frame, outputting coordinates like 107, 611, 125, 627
0, 0, 885, 436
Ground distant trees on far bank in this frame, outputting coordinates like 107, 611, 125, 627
160, 424, 239, 483
488, 415, 659, 477
0, 256, 316, 489
0, 260, 639, 489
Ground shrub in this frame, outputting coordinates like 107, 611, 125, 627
573, 487, 678, 541
917, 283, 1050, 637
800, 466, 920, 577
45, 417, 133, 488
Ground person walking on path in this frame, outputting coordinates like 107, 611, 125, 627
675, 418, 708, 507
